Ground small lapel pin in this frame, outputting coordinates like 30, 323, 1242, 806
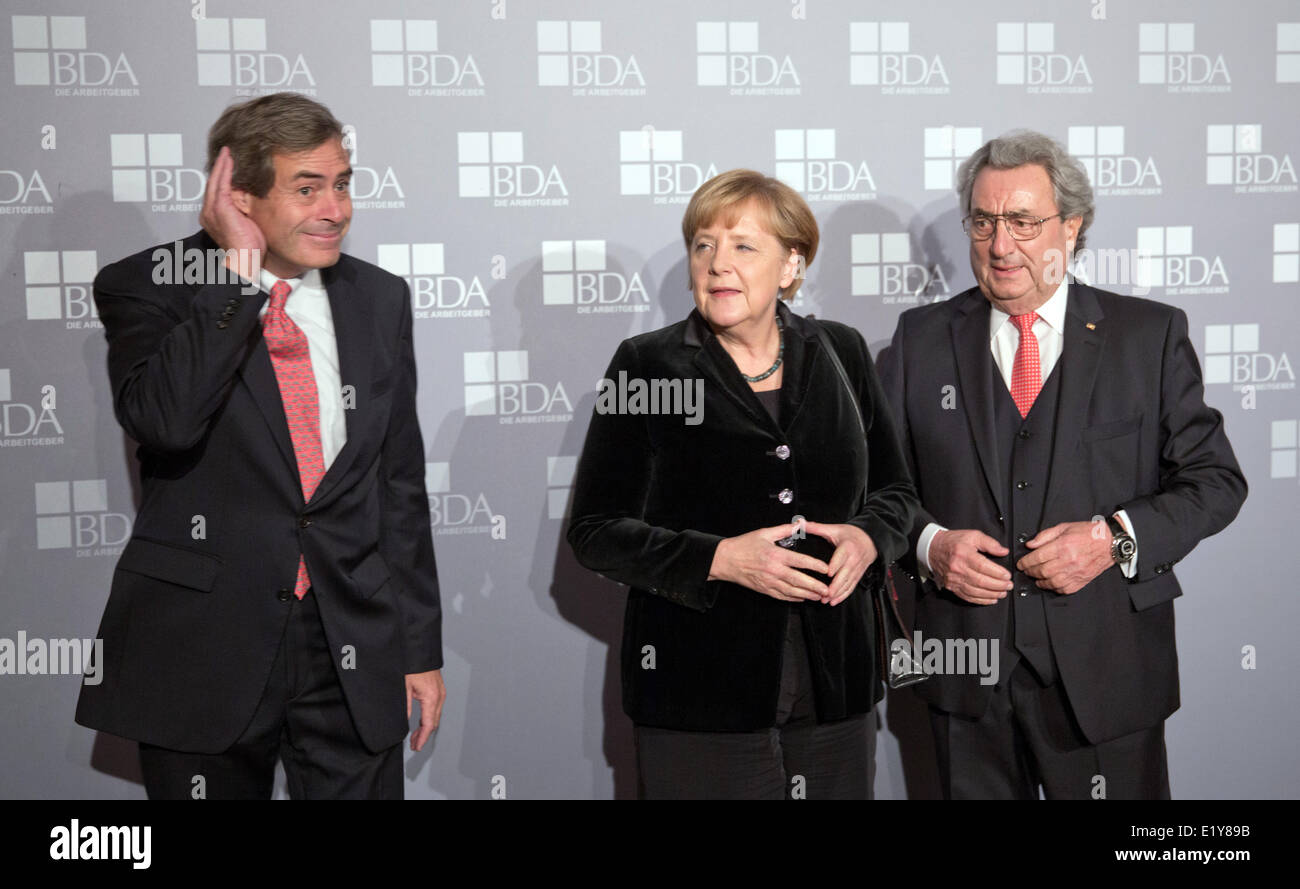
1085, 322, 1096, 330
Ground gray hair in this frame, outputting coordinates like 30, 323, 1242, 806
955, 130, 1095, 252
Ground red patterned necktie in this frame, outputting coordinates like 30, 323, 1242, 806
1010, 312, 1042, 419
262, 279, 325, 599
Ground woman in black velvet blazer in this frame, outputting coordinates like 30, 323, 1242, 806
567, 170, 917, 799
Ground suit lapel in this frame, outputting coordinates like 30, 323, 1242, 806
776, 303, 817, 432
1043, 281, 1105, 520
307, 259, 371, 507
950, 293, 1005, 517
686, 309, 781, 436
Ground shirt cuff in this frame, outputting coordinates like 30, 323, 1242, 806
917, 522, 947, 582
1114, 509, 1138, 579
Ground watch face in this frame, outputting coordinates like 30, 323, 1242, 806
1116, 538, 1136, 561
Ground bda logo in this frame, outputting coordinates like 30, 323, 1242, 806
377, 243, 489, 319
0, 370, 63, 447
424, 462, 505, 538
537, 20, 644, 94
541, 240, 649, 314
370, 19, 484, 93
11, 15, 138, 91
849, 22, 949, 93
463, 351, 573, 424
35, 480, 131, 555
195, 17, 316, 90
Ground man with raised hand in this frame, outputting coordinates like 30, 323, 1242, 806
77, 93, 445, 799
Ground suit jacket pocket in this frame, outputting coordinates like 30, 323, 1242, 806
349, 549, 392, 599
116, 536, 223, 592
1081, 414, 1142, 442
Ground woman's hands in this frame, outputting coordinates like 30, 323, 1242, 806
803, 521, 878, 606
708, 521, 878, 606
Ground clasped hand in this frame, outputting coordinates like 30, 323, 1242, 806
709, 521, 878, 606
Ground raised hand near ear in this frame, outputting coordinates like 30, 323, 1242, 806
199, 146, 266, 281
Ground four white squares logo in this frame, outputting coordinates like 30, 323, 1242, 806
457, 131, 523, 197
618, 129, 682, 194
996, 22, 1053, 84
849, 21, 909, 85
851, 233, 910, 296
1275, 223, 1299, 283
377, 243, 445, 278
34, 480, 107, 549
1067, 125, 1125, 182
24, 250, 96, 319
1206, 124, 1262, 185
541, 240, 605, 304
11, 15, 86, 85
370, 19, 437, 86
1135, 226, 1193, 288
110, 133, 184, 202
774, 129, 835, 192
697, 21, 758, 85
923, 126, 981, 190
1203, 323, 1258, 384
194, 17, 266, 86
538, 20, 600, 86
1138, 22, 1195, 84
464, 351, 528, 415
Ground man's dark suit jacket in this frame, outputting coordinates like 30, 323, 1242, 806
76, 229, 442, 755
876, 282, 1246, 744
567, 301, 917, 731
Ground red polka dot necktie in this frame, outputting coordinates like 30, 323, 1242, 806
262, 279, 325, 599
1010, 312, 1042, 419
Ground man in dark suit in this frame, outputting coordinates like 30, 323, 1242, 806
876, 130, 1246, 799
76, 93, 445, 799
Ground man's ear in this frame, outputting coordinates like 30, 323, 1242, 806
230, 187, 252, 214
1064, 215, 1082, 252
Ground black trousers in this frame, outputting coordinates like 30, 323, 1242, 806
138, 590, 403, 800
634, 610, 875, 800
930, 660, 1170, 800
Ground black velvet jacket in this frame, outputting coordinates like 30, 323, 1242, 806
567, 302, 918, 731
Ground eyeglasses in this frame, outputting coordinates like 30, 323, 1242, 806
962, 213, 1063, 241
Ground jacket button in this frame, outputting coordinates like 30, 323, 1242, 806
774, 444, 790, 460
997, 515, 1005, 523
216, 321, 229, 329
1016, 481, 1030, 490
777, 488, 793, 504
1018, 429, 1031, 439
1018, 587, 1028, 597
1017, 533, 1029, 544
277, 588, 291, 602
299, 516, 312, 528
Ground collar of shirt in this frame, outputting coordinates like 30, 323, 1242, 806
987, 275, 1070, 343
258, 267, 322, 310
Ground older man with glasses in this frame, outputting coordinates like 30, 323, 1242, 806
876, 130, 1246, 799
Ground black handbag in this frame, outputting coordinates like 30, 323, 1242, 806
811, 321, 928, 690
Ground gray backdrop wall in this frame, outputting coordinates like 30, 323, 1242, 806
1, 0, 1296, 799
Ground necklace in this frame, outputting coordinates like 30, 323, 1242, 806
741, 314, 784, 383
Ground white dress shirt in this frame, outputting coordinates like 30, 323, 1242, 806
917, 278, 1138, 579
258, 268, 347, 471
